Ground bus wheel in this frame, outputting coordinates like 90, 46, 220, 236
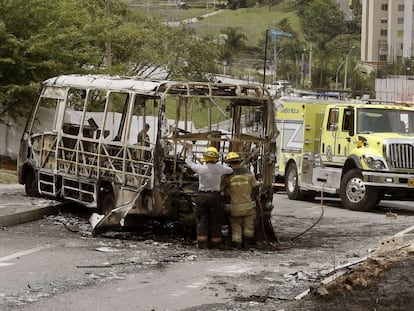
25, 170, 39, 197
99, 191, 115, 216
285, 163, 301, 200
340, 168, 379, 211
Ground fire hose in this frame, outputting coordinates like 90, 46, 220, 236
257, 183, 325, 251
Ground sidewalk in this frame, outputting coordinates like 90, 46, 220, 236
0, 184, 68, 227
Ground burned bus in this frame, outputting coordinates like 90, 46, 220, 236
17, 74, 277, 235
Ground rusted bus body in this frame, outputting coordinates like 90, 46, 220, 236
18, 74, 277, 227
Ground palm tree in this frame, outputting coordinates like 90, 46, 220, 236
221, 27, 247, 74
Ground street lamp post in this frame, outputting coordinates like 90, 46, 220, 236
343, 46, 355, 90
335, 60, 345, 90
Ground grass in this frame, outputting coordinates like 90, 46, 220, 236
0, 169, 18, 184
126, 1, 212, 20
127, 0, 302, 47
126, 1, 302, 83
190, 4, 301, 46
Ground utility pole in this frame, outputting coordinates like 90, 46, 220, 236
308, 43, 312, 87
263, 29, 292, 88
274, 48, 284, 83
105, 0, 112, 69
273, 40, 276, 82
263, 30, 269, 88
301, 51, 306, 87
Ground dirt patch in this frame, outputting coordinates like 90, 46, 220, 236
0, 168, 18, 184
279, 248, 414, 311
0, 157, 17, 171
0, 156, 17, 184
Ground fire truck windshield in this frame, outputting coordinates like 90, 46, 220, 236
357, 108, 414, 134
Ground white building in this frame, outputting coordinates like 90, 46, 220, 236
361, 0, 414, 65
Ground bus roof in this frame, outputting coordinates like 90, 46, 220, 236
43, 74, 162, 94
43, 74, 272, 100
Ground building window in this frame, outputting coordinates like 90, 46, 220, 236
379, 41, 388, 51
381, 29, 388, 36
380, 55, 387, 61
398, 17, 404, 24
381, 4, 388, 10
399, 43, 404, 50
398, 4, 404, 11
381, 18, 388, 23
397, 30, 404, 37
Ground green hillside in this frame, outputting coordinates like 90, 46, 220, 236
126, 1, 302, 47
189, 5, 301, 47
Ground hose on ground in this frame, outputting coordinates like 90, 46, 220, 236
260, 182, 326, 251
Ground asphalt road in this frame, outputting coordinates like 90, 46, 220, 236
1, 191, 414, 311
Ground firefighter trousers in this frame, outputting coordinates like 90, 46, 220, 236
195, 192, 223, 243
229, 210, 256, 243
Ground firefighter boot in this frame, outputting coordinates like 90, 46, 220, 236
209, 241, 224, 250
197, 240, 208, 249
243, 238, 253, 251
231, 241, 242, 250
209, 237, 223, 249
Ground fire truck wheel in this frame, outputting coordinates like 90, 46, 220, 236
99, 191, 115, 216
25, 170, 40, 197
285, 163, 301, 200
340, 168, 379, 211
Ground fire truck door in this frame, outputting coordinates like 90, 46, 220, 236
320, 108, 339, 164
321, 107, 355, 165
334, 108, 354, 160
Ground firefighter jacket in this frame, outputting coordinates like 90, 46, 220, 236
222, 167, 258, 217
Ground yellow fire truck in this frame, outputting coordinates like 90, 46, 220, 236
275, 97, 414, 211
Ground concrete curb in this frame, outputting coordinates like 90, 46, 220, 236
0, 205, 63, 227
0, 183, 74, 227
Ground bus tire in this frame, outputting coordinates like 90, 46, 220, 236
99, 191, 115, 216
25, 170, 39, 197
340, 168, 379, 211
285, 163, 301, 200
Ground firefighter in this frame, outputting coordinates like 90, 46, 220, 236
137, 123, 151, 159
185, 145, 233, 249
222, 152, 259, 250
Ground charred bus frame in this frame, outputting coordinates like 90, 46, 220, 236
18, 75, 277, 233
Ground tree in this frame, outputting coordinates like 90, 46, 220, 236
0, 0, 220, 123
300, 0, 346, 88
109, 16, 219, 80
301, 0, 345, 43
0, 0, 108, 121
221, 27, 247, 73
295, 0, 313, 17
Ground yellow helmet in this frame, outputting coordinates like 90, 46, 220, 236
225, 151, 241, 163
202, 146, 219, 163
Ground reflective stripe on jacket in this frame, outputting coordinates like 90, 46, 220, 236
224, 201, 256, 217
